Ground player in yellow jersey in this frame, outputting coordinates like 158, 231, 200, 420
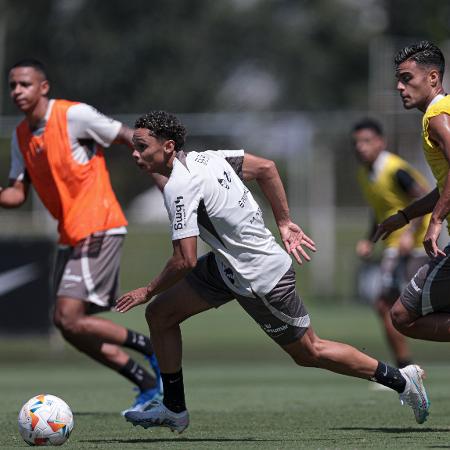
374, 41, 450, 343
352, 118, 429, 368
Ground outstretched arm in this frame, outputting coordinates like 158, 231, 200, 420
0, 178, 29, 208
116, 236, 197, 312
372, 187, 439, 243
242, 153, 316, 264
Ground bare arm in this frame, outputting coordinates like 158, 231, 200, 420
116, 236, 197, 312
242, 153, 290, 224
372, 187, 439, 243
242, 153, 316, 263
0, 179, 29, 208
421, 113, 450, 256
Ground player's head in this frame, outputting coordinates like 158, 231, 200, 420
132, 111, 187, 175
351, 118, 385, 166
394, 41, 445, 111
8, 58, 50, 113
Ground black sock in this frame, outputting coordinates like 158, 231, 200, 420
397, 359, 413, 369
161, 369, 186, 413
123, 329, 154, 356
371, 361, 406, 393
119, 358, 156, 391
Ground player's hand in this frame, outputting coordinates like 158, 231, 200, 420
356, 239, 373, 258
372, 212, 407, 242
279, 221, 316, 264
422, 221, 445, 258
116, 287, 150, 313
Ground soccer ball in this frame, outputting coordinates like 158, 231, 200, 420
18, 394, 74, 446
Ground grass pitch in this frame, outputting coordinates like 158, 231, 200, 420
1, 303, 450, 449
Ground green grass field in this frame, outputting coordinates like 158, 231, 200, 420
1, 302, 450, 449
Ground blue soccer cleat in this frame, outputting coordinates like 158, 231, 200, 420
145, 353, 163, 395
121, 386, 163, 416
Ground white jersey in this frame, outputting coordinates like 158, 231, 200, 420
9, 99, 122, 181
163, 149, 292, 297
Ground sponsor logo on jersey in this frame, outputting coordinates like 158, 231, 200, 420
195, 154, 210, 165
174, 196, 186, 230
249, 207, 263, 224
238, 188, 249, 208
217, 171, 232, 190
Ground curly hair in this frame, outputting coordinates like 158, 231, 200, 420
135, 111, 187, 151
394, 41, 445, 80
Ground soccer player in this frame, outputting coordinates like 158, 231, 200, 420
116, 111, 430, 433
352, 118, 430, 369
0, 59, 163, 414
373, 41, 450, 345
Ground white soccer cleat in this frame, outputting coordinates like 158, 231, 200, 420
398, 364, 430, 424
125, 400, 189, 433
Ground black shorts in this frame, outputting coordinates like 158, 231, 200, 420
400, 244, 450, 316
185, 252, 310, 345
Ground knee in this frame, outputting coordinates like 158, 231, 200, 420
53, 309, 83, 336
145, 297, 178, 331
390, 302, 410, 332
290, 337, 322, 368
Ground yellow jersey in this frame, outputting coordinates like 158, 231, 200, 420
357, 151, 430, 248
422, 94, 450, 232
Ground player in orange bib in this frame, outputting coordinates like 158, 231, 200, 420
0, 59, 163, 414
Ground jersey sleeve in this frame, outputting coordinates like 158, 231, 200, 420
66, 103, 122, 148
163, 170, 202, 241
215, 149, 245, 180
8, 130, 26, 181
395, 168, 417, 194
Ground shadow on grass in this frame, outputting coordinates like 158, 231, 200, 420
333, 427, 450, 433
80, 438, 296, 444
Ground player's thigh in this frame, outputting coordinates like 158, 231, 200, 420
379, 250, 399, 300
54, 296, 89, 327
237, 266, 310, 346
400, 245, 450, 317
148, 253, 236, 325
55, 234, 123, 313
147, 278, 215, 326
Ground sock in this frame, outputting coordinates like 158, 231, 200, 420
123, 329, 154, 355
371, 361, 406, 393
396, 359, 413, 369
161, 369, 186, 413
119, 358, 156, 391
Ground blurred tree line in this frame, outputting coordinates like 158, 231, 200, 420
1, 0, 449, 116
0, 0, 449, 210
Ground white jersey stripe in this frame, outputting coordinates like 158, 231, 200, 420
81, 236, 103, 306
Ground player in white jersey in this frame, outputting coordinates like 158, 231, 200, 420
117, 111, 430, 432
